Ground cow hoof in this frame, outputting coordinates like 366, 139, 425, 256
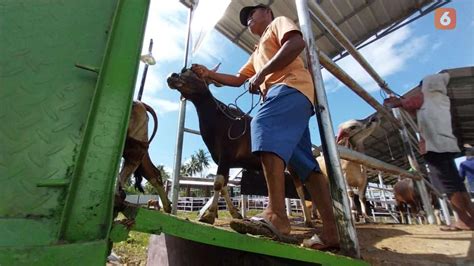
230, 211, 243, 220
198, 212, 216, 224
162, 203, 172, 214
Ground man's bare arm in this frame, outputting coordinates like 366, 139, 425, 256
259, 31, 305, 77
191, 64, 247, 87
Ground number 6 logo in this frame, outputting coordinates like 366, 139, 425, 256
435, 8, 456, 30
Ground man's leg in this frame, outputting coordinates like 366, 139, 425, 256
305, 171, 339, 246
260, 152, 291, 235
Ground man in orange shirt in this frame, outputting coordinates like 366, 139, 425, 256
192, 4, 339, 249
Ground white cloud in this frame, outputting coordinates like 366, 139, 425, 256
142, 0, 186, 63
323, 26, 428, 93
142, 96, 180, 115
430, 40, 443, 52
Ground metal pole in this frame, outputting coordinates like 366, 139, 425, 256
309, 1, 395, 95
296, 0, 360, 258
378, 172, 387, 209
438, 195, 451, 226
137, 39, 153, 101
285, 198, 292, 216
171, 6, 193, 214
391, 107, 435, 224
336, 146, 420, 180
241, 194, 247, 218
317, 52, 402, 129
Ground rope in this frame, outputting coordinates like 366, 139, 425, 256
206, 80, 262, 140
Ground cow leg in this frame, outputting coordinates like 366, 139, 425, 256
358, 184, 371, 223
398, 203, 407, 224
220, 186, 242, 219
295, 182, 312, 227
434, 209, 442, 225
287, 168, 313, 227
347, 189, 358, 222
148, 180, 170, 213
359, 167, 371, 223
118, 161, 140, 190
198, 174, 224, 224
139, 154, 172, 213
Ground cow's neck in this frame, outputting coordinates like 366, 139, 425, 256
190, 95, 223, 152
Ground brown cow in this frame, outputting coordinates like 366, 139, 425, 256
117, 101, 171, 213
147, 199, 161, 210
167, 69, 313, 226
393, 178, 442, 224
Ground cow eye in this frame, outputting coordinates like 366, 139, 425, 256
349, 126, 356, 130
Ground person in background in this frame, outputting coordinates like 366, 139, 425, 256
384, 72, 474, 231
459, 147, 474, 194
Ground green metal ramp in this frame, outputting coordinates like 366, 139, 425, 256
114, 207, 367, 265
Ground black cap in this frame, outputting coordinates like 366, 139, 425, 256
239, 4, 268, 26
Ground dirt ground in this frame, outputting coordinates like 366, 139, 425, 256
355, 223, 473, 265
215, 217, 474, 265
112, 213, 473, 265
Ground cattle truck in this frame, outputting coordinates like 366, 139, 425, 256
0, 0, 150, 264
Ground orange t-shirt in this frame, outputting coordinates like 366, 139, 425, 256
238, 16, 315, 105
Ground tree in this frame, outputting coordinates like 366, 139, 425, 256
195, 149, 210, 177
180, 149, 210, 177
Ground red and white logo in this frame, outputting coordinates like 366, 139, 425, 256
435, 8, 456, 30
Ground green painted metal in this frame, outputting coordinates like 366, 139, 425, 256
58, 0, 150, 243
0, 0, 149, 264
0, 241, 108, 266
132, 208, 368, 265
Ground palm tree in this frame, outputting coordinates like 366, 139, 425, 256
195, 149, 210, 177
180, 149, 211, 177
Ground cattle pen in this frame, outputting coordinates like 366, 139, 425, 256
1, 0, 473, 266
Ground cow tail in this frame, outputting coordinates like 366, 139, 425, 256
142, 102, 158, 143
133, 171, 145, 193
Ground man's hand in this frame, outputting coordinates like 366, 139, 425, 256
191, 64, 210, 78
249, 71, 266, 98
383, 96, 402, 108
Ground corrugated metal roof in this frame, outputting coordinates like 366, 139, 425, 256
180, 0, 437, 58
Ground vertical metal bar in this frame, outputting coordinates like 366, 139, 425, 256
241, 195, 248, 218
438, 195, 451, 226
295, 0, 360, 258
170, 6, 193, 214
378, 172, 387, 209
391, 107, 435, 224
137, 38, 153, 101
285, 198, 292, 216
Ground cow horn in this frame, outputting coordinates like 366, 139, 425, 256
210, 62, 221, 72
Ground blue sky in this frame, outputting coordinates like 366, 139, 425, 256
133, 0, 474, 177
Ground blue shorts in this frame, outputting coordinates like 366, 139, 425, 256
250, 84, 320, 182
